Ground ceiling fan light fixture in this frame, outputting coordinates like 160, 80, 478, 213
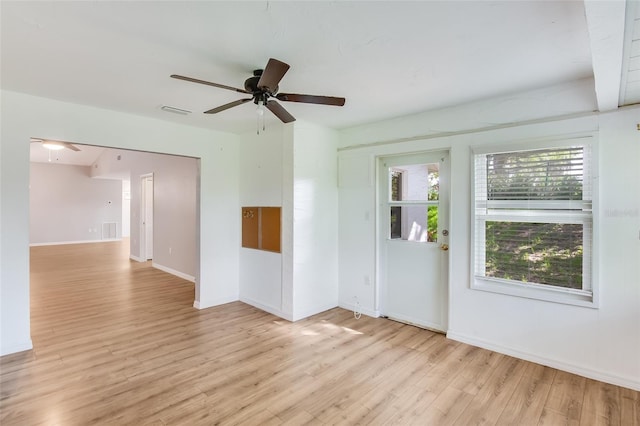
42, 141, 65, 150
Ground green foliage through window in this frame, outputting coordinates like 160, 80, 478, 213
485, 221, 583, 289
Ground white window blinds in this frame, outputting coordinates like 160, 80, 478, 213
473, 143, 593, 294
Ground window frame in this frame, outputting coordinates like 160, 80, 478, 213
470, 135, 598, 308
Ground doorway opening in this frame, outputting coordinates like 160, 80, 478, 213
29, 141, 201, 306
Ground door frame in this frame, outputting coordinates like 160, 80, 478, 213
375, 149, 450, 331
140, 173, 154, 261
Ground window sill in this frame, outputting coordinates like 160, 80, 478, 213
472, 277, 597, 308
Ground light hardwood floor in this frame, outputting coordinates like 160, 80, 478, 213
1, 240, 638, 425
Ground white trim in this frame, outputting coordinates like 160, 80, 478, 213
472, 278, 595, 308
240, 296, 293, 321
196, 295, 239, 310
338, 111, 599, 152
471, 133, 594, 156
140, 173, 154, 261
447, 330, 640, 392
292, 303, 340, 322
129, 254, 144, 262
339, 301, 380, 319
0, 339, 33, 357
151, 262, 195, 282
385, 311, 446, 333
30, 239, 122, 247
193, 300, 200, 309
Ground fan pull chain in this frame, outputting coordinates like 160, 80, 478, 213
256, 110, 266, 135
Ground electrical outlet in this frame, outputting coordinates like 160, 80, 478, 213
169, 247, 172, 255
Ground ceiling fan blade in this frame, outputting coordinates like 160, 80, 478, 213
171, 74, 250, 94
257, 58, 290, 92
276, 93, 346, 106
204, 98, 253, 114
266, 100, 296, 123
65, 143, 81, 152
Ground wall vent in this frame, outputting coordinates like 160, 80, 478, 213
102, 222, 118, 240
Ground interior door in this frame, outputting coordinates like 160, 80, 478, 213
379, 151, 449, 332
141, 174, 154, 260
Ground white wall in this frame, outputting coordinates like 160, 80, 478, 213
238, 121, 340, 321
337, 82, 640, 390
238, 124, 286, 317
148, 155, 197, 281
30, 163, 122, 244
291, 121, 339, 320
0, 90, 240, 356
122, 151, 198, 280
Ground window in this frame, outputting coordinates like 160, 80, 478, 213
388, 162, 440, 242
472, 138, 596, 306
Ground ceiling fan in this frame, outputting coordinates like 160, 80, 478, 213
30, 138, 81, 151
171, 58, 346, 124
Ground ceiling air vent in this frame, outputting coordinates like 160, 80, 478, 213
160, 105, 192, 115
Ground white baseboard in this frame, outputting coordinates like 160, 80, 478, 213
292, 302, 340, 322
240, 296, 293, 321
0, 339, 33, 357
129, 254, 144, 262
151, 262, 195, 282
30, 239, 121, 247
447, 330, 640, 392
339, 301, 380, 319
196, 295, 239, 310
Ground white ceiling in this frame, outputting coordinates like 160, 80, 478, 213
2, 0, 609, 137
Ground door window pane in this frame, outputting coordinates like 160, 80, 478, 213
390, 163, 439, 201
389, 206, 437, 242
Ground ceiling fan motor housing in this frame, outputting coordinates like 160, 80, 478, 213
245, 70, 278, 99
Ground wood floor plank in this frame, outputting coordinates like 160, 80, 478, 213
621, 387, 640, 426
1, 240, 638, 425
543, 369, 587, 425
496, 362, 556, 425
417, 385, 476, 426
452, 356, 528, 425
581, 379, 622, 426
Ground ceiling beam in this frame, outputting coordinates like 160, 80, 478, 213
583, 0, 627, 111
